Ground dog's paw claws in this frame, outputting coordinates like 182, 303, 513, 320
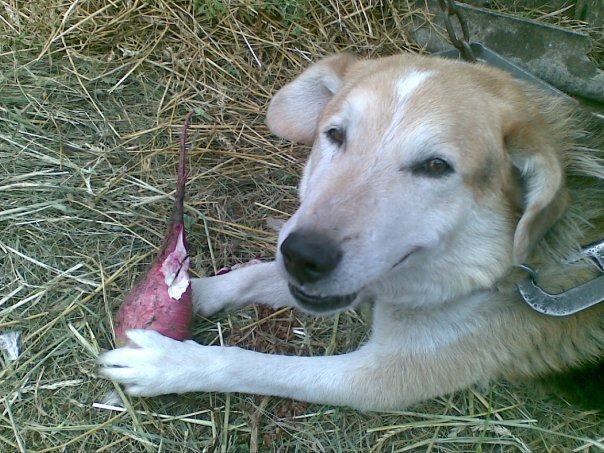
98, 330, 202, 396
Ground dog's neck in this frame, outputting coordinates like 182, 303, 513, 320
370, 289, 495, 353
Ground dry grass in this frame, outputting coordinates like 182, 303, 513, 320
0, 1, 602, 451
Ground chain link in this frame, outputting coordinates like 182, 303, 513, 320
437, 0, 477, 62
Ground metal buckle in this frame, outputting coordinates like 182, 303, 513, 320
517, 239, 604, 316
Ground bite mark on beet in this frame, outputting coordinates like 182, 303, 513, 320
113, 112, 195, 347
161, 226, 190, 299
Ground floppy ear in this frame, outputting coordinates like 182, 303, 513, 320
266, 54, 357, 145
507, 125, 569, 265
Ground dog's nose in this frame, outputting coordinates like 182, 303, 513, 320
280, 231, 342, 284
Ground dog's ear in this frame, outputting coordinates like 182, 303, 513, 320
507, 122, 569, 265
266, 54, 357, 145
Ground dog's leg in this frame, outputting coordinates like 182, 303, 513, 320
191, 261, 295, 316
99, 329, 435, 410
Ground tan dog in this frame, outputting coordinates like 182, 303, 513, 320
100, 53, 604, 410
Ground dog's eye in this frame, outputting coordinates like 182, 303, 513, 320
413, 158, 453, 177
325, 127, 345, 146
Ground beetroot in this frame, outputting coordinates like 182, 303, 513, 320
113, 112, 194, 346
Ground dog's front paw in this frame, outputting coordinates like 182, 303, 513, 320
98, 329, 207, 396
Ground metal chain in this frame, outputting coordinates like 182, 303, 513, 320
437, 0, 477, 62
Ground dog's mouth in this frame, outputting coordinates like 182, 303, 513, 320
284, 247, 419, 314
391, 248, 418, 270
288, 284, 358, 313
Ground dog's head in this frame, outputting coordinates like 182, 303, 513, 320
266, 54, 568, 314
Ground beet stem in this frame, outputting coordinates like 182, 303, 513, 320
173, 111, 194, 225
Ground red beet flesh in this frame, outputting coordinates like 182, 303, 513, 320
114, 113, 194, 346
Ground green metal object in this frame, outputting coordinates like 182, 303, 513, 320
413, 0, 604, 105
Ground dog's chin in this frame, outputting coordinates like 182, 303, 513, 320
288, 284, 358, 314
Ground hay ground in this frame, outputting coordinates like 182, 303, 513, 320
0, 1, 602, 451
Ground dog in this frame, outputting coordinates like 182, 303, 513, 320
99, 53, 604, 411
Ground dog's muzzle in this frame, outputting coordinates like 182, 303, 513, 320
279, 229, 419, 313
280, 230, 357, 312
288, 283, 358, 313
280, 230, 342, 285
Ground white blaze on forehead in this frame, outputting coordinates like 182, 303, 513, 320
381, 70, 433, 147
397, 70, 432, 101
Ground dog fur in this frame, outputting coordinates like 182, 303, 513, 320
99, 53, 604, 411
